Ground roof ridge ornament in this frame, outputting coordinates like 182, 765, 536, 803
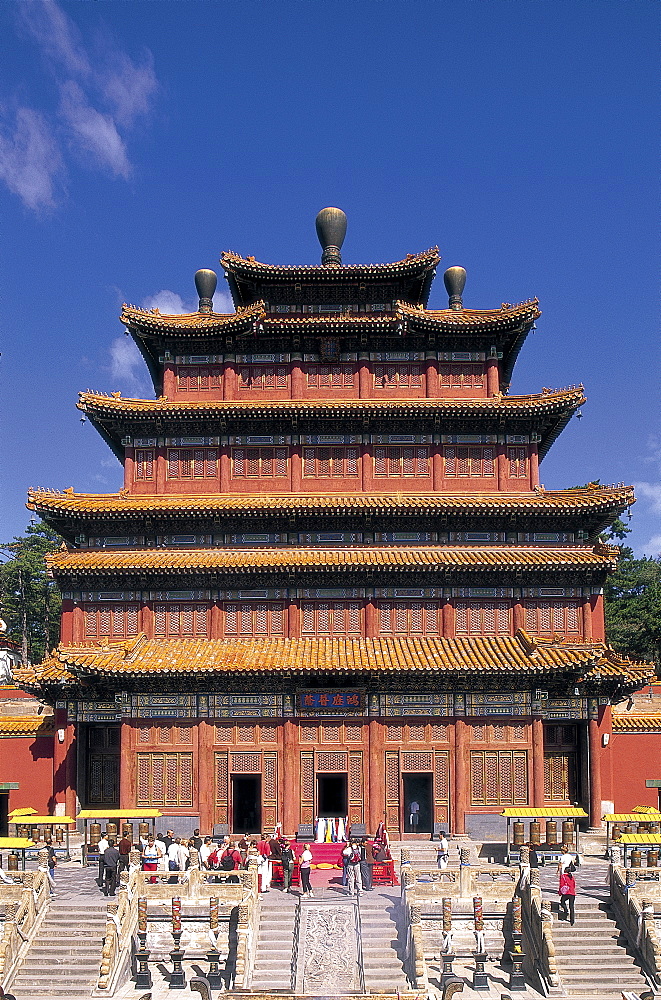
444, 266, 466, 310
316, 207, 347, 266
194, 269, 217, 313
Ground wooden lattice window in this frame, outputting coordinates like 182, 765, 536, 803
300, 724, 318, 743
544, 753, 576, 802
135, 449, 154, 480
507, 446, 528, 478
472, 725, 486, 741
386, 725, 403, 742
345, 724, 363, 742
444, 445, 495, 477
232, 447, 288, 478
377, 601, 442, 636
431, 724, 448, 741
306, 365, 355, 389
177, 365, 222, 391
373, 364, 424, 389
322, 725, 341, 744
137, 752, 193, 807
230, 752, 261, 772
222, 601, 284, 637
302, 447, 359, 478
455, 601, 511, 635
237, 725, 254, 744
260, 724, 277, 743
373, 446, 430, 478
408, 724, 426, 742
301, 601, 362, 636
214, 724, 233, 744
167, 448, 218, 479
84, 603, 139, 640
316, 751, 347, 772
470, 751, 528, 806
524, 601, 581, 636
439, 364, 484, 390
153, 604, 210, 639
238, 365, 288, 390
545, 725, 577, 748
401, 751, 433, 771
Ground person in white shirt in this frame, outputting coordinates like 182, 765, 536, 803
436, 831, 449, 870
558, 844, 579, 873
154, 836, 168, 872
176, 839, 190, 871
199, 837, 212, 869
96, 835, 109, 886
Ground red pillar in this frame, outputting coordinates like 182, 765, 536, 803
486, 357, 499, 395
532, 717, 545, 807
588, 713, 603, 829
512, 600, 525, 634
220, 447, 231, 493
198, 720, 214, 835
365, 599, 377, 638
582, 594, 593, 640
591, 593, 605, 640
162, 364, 176, 398
442, 602, 455, 637
432, 448, 443, 490
453, 718, 468, 835
358, 355, 371, 398
223, 358, 237, 399
361, 447, 372, 492
119, 721, 133, 809
291, 448, 302, 492
288, 599, 300, 638
282, 720, 299, 836
496, 445, 507, 490
60, 600, 74, 644
291, 355, 305, 398
53, 707, 68, 811
530, 442, 540, 487
425, 355, 439, 397
368, 719, 385, 835
124, 448, 135, 490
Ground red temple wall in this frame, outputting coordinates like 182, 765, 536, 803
1, 735, 55, 816
602, 730, 661, 813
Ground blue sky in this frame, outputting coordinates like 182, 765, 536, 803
0, 0, 658, 555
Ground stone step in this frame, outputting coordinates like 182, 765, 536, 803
21, 955, 99, 967
561, 972, 647, 987
556, 957, 640, 971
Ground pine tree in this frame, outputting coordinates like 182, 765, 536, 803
0, 523, 63, 664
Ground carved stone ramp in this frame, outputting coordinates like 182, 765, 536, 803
293, 896, 364, 995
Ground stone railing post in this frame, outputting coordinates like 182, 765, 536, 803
459, 847, 471, 897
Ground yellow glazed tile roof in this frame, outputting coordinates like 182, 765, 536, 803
397, 298, 541, 332
78, 386, 585, 420
120, 301, 263, 335
220, 247, 441, 281
30, 631, 654, 684
27, 485, 635, 518
46, 545, 619, 575
0, 715, 54, 737
611, 715, 661, 732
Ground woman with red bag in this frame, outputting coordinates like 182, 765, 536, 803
558, 861, 576, 925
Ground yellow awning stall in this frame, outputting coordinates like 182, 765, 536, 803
500, 807, 588, 862
8, 807, 37, 817
615, 831, 661, 868
0, 836, 40, 871
602, 810, 661, 849
10, 814, 76, 858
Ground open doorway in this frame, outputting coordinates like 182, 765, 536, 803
316, 773, 348, 817
232, 776, 261, 834
403, 773, 432, 833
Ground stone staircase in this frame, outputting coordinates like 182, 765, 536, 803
251, 889, 297, 990
10, 897, 107, 999
358, 891, 409, 992
551, 899, 650, 998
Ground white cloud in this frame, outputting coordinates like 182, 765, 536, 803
109, 336, 151, 397
142, 289, 235, 315
0, 106, 63, 210
2, 0, 158, 210
635, 534, 661, 559
59, 81, 131, 178
213, 290, 234, 313
633, 482, 661, 516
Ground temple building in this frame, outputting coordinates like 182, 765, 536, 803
21, 208, 653, 838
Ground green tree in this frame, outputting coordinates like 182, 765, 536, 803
0, 523, 63, 664
604, 547, 661, 665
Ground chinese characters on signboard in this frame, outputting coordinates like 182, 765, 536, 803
298, 689, 364, 713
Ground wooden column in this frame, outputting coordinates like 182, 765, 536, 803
288, 599, 300, 638
496, 445, 507, 490
65, 722, 77, 820
588, 713, 603, 829
291, 447, 302, 492
442, 602, 455, 637
220, 447, 231, 493
72, 605, 84, 643
530, 442, 540, 487
119, 721, 133, 809
582, 594, 592, 640
432, 448, 443, 490
512, 600, 525, 633
223, 357, 237, 399
60, 600, 74, 644
453, 718, 468, 835
361, 446, 372, 492
590, 593, 605, 640
162, 364, 176, 398
486, 357, 499, 395
52, 706, 68, 811
291, 355, 305, 398
155, 448, 166, 492
365, 598, 377, 638
211, 602, 222, 639
358, 354, 371, 398
532, 717, 545, 807
198, 720, 214, 835
124, 448, 135, 490
368, 719, 385, 835
140, 604, 153, 639
425, 354, 439, 397
282, 720, 299, 836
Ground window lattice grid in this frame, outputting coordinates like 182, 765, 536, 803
136, 752, 193, 808
373, 364, 424, 389
386, 725, 403, 742
321, 724, 341, 744
300, 601, 363, 636
431, 724, 448, 742
259, 724, 278, 743
153, 603, 210, 639
316, 751, 348, 772
300, 725, 318, 743
373, 446, 430, 478
439, 364, 485, 390
232, 447, 288, 479
83, 603, 140, 640
237, 365, 289, 391
524, 601, 581, 636
544, 725, 577, 748
470, 751, 528, 806
377, 600, 441, 636
166, 448, 218, 479
177, 365, 222, 391
444, 445, 495, 478
507, 446, 528, 479
306, 364, 355, 389
401, 751, 433, 771
454, 601, 511, 635
345, 724, 363, 742
135, 448, 154, 481
214, 724, 233, 745
408, 724, 426, 742
230, 752, 261, 773
222, 602, 285, 637
237, 725, 255, 744
302, 446, 359, 478
544, 753, 575, 802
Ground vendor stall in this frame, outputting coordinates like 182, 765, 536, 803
501, 806, 587, 865
603, 811, 661, 851
615, 832, 661, 870
11, 815, 75, 860
0, 837, 37, 871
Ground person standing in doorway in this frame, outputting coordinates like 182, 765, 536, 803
300, 844, 313, 897
409, 800, 420, 831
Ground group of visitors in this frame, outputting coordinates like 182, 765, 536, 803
518, 840, 580, 925
96, 827, 204, 894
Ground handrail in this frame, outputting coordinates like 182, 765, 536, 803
517, 867, 559, 994
95, 865, 140, 994
609, 864, 661, 991
355, 895, 366, 994
0, 870, 51, 990
400, 860, 429, 990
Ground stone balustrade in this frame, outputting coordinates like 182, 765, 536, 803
0, 869, 51, 990
610, 864, 661, 991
